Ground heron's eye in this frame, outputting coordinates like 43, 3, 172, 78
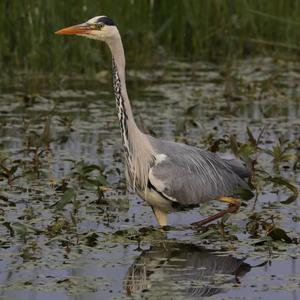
94, 23, 104, 30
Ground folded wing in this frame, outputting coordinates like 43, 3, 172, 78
148, 140, 250, 206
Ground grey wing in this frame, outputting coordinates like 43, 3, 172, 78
149, 146, 250, 206
219, 153, 251, 179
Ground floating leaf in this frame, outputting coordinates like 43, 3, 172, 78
82, 164, 104, 174
84, 232, 99, 247
267, 227, 293, 243
252, 236, 272, 246
2, 221, 14, 237
195, 229, 216, 239
11, 222, 28, 240
45, 236, 70, 245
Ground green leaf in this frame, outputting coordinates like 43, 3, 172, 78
196, 229, 216, 239
185, 103, 199, 116
280, 194, 298, 205
11, 222, 28, 240
64, 159, 76, 163
229, 135, 239, 156
97, 174, 108, 186
233, 187, 254, 200
83, 174, 108, 189
82, 164, 104, 174
270, 177, 298, 204
41, 117, 52, 144
84, 232, 99, 247
238, 144, 254, 159
267, 227, 293, 243
252, 236, 272, 246
247, 126, 257, 148
2, 221, 14, 237
45, 236, 70, 245
52, 188, 76, 211
262, 148, 273, 156
9, 165, 18, 175
0, 172, 9, 178
0, 164, 9, 173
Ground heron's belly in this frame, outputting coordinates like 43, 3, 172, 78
138, 188, 174, 212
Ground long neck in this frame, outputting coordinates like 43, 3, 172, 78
107, 33, 155, 190
108, 34, 135, 130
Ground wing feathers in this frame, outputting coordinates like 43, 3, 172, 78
147, 141, 250, 206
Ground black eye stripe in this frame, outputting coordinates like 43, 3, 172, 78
96, 16, 115, 26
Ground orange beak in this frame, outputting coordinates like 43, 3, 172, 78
55, 23, 91, 35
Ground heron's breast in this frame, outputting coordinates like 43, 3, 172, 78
138, 188, 174, 212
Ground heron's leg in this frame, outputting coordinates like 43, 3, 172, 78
218, 196, 240, 207
192, 197, 240, 227
152, 207, 168, 227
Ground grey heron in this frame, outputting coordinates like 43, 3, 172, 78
55, 16, 251, 227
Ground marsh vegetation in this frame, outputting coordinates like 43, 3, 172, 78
0, 1, 299, 299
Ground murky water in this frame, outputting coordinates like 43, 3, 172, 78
0, 57, 299, 299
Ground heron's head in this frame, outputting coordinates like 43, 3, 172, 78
55, 16, 118, 42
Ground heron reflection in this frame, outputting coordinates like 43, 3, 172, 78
124, 242, 251, 298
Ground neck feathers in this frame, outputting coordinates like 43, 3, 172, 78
112, 58, 133, 167
109, 37, 155, 191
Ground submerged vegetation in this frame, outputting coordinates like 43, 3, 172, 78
1, 0, 300, 73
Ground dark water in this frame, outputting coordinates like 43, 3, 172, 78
0, 57, 299, 299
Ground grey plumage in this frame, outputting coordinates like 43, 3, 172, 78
56, 15, 252, 227
149, 137, 250, 206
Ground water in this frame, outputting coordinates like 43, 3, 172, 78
0, 57, 299, 299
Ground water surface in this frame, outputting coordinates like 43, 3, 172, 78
0, 57, 299, 299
